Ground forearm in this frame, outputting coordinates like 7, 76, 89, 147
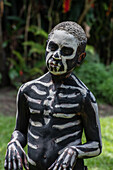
79, 91, 102, 158
10, 85, 30, 148
71, 141, 101, 159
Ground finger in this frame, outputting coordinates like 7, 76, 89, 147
57, 148, 68, 162
58, 167, 62, 170
69, 168, 72, 170
53, 149, 68, 170
4, 150, 8, 169
63, 149, 73, 164
63, 168, 66, 170
23, 154, 29, 170
62, 154, 71, 168
53, 162, 59, 170
8, 148, 12, 170
16, 141, 29, 170
12, 150, 17, 170
70, 152, 77, 169
61, 148, 75, 170
4, 158, 8, 170
48, 160, 57, 170
17, 151, 23, 170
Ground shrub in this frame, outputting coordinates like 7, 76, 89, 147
99, 77, 113, 105
75, 62, 109, 100
74, 45, 113, 105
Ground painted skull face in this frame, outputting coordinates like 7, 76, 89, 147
46, 30, 79, 75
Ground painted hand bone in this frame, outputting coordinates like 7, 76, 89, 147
4, 140, 29, 170
48, 147, 78, 170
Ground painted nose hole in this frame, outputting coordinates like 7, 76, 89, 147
53, 53, 61, 60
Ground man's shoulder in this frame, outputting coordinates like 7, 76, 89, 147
19, 72, 51, 92
70, 73, 88, 95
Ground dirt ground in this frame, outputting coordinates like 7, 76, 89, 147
0, 87, 113, 117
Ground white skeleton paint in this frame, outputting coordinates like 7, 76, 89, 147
5, 21, 102, 170
46, 30, 79, 75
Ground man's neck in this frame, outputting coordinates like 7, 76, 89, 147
50, 72, 71, 84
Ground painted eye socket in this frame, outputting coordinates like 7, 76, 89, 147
48, 41, 58, 51
61, 47, 74, 56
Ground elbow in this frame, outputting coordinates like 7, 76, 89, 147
96, 144, 102, 156
98, 145, 102, 155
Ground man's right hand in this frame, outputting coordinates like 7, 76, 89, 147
4, 140, 29, 170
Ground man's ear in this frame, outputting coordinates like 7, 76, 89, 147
77, 52, 86, 65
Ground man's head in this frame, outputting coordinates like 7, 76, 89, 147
46, 21, 87, 76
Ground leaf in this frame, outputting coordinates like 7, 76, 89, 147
29, 67, 43, 76
23, 41, 45, 55
12, 50, 26, 69
35, 29, 48, 39
103, 3, 108, 11
34, 60, 45, 68
28, 25, 48, 38
9, 69, 19, 80
23, 41, 35, 46
7, 16, 24, 23
8, 58, 19, 67
2, 40, 9, 48
86, 45, 95, 55
29, 47, 45, 56
4, 0, 12, 6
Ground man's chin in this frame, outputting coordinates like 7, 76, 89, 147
49, 70, 66, 76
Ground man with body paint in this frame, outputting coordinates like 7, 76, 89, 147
4, 21, 102, 170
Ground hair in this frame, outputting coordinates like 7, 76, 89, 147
48, 21, 87, 55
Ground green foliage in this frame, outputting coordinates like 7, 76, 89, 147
84, 117, 113, 170
23, 26, 48, 57
28, 25, 48, 39
4, 0, 12, 7
8, 25, 48, 88
0, 114, 113, 169
86, 1, 113, 65
23, 41, 45, 56
9, 50, 43, 88
75, 62, 108, 98
75, 45, 113, 104
99, 78, 113, 105
1, 0, 113, 88
0, 115, 15, 169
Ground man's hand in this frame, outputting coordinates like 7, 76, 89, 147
4, 140, 29, 170
48, 147, 78, 170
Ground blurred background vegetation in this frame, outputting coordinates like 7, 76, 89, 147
0, 0, 113, 104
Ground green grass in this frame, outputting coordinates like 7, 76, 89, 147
84, 117, 113, 170
0, 115, 113, 170
0, 115, 15, 169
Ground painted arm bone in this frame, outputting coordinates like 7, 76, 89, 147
73, 91, 102, 159
4, 86, 30, 170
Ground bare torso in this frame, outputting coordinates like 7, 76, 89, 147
24, 72, 84, 169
